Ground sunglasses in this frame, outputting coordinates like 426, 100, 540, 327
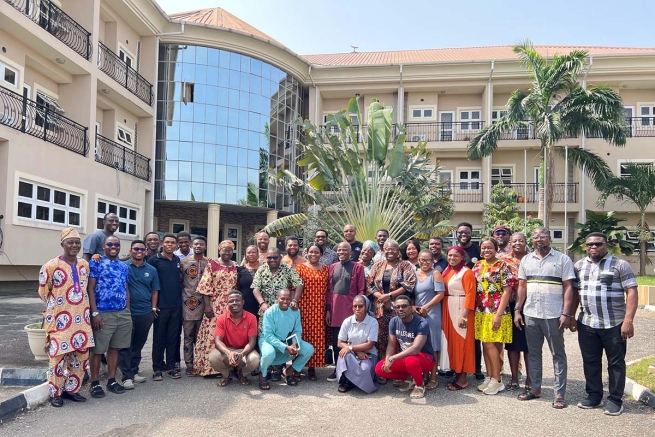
395, 304, 410, 310
132, 247, 147, 252
105, 243, 120, 248
352, 304, 365, 309
585, 242, 605, 248
494, 230, 508, 236
457, 230, 471, 235
266, 256, 280, 260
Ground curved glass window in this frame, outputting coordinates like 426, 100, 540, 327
155, 44, 308, 211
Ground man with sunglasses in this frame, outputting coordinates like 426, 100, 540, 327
492, 225, 513, 255
119, 240, 160, 389
87, 235, 131, 398
515, 227, 576, 409
574, 233, 638, 416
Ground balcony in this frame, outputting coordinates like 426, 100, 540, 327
405, 122, 485, 142
4, 0, 91, 60
95, 134, 151, 181
437, 183, 484, 203
499, 183, 578, 203
98, 42, 153, 106
625, 118, 655, 138
0, 86, 88, 155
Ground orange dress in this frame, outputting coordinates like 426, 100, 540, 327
442, 266, 477, 374
296, 263, 329, 367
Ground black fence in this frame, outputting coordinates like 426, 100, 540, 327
0, 86, 88, 156
437, 183, 485, 203
500, 182, 578, 203
98, 42, 153, 105
95, 134, 151, 181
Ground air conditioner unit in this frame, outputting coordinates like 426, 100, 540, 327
411, 135, 424, 142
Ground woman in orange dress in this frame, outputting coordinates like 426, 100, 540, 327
442, 245, 477, 390
296, 243, 329, 381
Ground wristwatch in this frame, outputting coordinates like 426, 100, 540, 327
91, 311, 99, 317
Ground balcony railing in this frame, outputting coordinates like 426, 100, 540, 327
498, 183, 578, 203
625, 118, 655, 138
95, 134, 151, 181
437, 183, 485, 203
0, 86, 88, 156
98, 42, 153, 106
4, 0, 91, 60
406, 122, 485, 142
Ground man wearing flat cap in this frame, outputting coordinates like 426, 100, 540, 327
38, 228, 95, 407
492, 225, 513, 255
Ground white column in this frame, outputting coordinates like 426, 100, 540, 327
266, 210, 278, 249
207, 204, 221, 259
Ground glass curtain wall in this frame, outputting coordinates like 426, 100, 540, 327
155, 44, 307, 212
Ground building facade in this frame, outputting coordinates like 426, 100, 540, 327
1, 1, 654, 285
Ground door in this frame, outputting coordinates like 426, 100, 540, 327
624, 106, 634, 137
437, 170, 453, 199
439, 111, 454, 141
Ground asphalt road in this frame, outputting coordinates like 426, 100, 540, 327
2, 311, 654, 436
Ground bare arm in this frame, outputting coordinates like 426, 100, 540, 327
621, 286, 639, 340
389, 334, 428, 362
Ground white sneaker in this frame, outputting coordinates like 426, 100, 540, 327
483, 378, 505, 395
477, 377, 491, 392
123, 379, 135, 390
133, 374, 146, 383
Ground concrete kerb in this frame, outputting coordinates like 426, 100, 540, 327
0, 368, 49, 423
625, 358, 655, 409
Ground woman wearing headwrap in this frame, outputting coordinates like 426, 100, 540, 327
193, 240, 238, 377
442, 245, 477, 390
358, 240, 378, 277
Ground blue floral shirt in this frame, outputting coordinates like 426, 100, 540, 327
89, 256, 129, 312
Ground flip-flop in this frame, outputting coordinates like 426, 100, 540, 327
283, 368, 298, 386
552, 398, 567, 409
518, 391, 541, 401
307, 369, 318, 381
167, 370, 181, 379
258, 379, 270, 390
506, 382, 520, 391
218, 377, 232, 387
338, 382, 353, 393
446, 382, 469, 391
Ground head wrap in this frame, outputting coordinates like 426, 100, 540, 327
60, 227, 80, 242
492, 224, 512, 234
362, 240, 379, 252
218, 240, 235, 250
442, 245, 467, 277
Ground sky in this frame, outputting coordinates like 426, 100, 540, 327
155, 0, 653, 55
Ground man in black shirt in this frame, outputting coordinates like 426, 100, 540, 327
148, 234, 182, 380
333, 224, 363, 262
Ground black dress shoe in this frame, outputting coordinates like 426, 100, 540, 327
50, 396, 64, 407
62, 391, 87, 402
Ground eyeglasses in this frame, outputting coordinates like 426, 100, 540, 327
105, 243, 120, 248
266, 256, 280, 260
494, 230, 508, 236
457, 230, 471, 235
532, 235, 549, 240
352, 304, 365, 309
585, 242, 605, 248
418, 258, 432, 263
132, 247, 146, 252
395, 304, 410, 310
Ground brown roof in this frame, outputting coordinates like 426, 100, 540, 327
302, 45, 655, 66
169, 8, 281, 45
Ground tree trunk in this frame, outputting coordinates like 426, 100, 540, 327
640, 240, 646, 276
545, 146, 555, 226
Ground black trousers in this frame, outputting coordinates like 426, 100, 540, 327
577, 321, 627, 406
475, 339, 482, 374
152, 306, 182, 372
119, 312, 155, 380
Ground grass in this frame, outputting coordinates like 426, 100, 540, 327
626, 356, 655, 392
637, 276, 655, 286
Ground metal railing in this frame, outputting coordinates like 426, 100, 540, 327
406, 122, 485, 142
95, 134, 151, 181
498, 183, 578, 203
0, 86, 88, 156
98, 42, 153, 106
4, 0, 91, 60
626, 118, 655, 137
437, 183, 485, 203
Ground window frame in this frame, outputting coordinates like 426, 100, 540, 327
491, 166, 514, 185
169, 219, 190, 234
617, 159, 655, 178
118, 44, 136, 70
458, 109, 482, 131
456, 167, 482, 190
116, 123, 135, 149
637, 104, 655, 127
96, 197, 140, 238
408, 105, 437, 121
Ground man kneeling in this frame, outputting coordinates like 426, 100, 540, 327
375, 295, 434, 398
259, 289, 314, 390
209, 290, 260, 386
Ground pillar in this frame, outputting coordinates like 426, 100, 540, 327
207, 204, 221, 259
266, 209, 278, 249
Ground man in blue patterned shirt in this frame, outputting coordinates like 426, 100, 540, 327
88, 235, 131, 399
574, 232, 638, 416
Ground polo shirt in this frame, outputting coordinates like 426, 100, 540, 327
124, 259, 160, 316
574, 254, 637, 329
214, 310, 258, 349
147, 253, 182, 309
89, 256, 129, 312
338, 314, 378, 355
83, 229, 112, 256
518, 248, 575, 319
432, 256, 447, 273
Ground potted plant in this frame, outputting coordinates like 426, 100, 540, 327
25, 318, 48, 361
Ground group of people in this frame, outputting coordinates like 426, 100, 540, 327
37, 216, 638, 415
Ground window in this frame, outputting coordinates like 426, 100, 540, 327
639, 105, 655, 126
181, 82, 195, 104
17, 180, 82, 227
118, 47, 134, 69
459, 110, 481, 130
619, 160, 654, 178
116, 124, 134, 148
491, 109, 507, 122
322, 114, 339, 134
459, 170, 480, 190
409, 107, 435, 120
35, 91, 64, 130
169, 219, 189, 234
1, 62, 18, 89
97, 200, 138, 236
491, 167, 513, 185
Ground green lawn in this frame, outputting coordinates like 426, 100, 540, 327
637, 276, 655, 286
627, 356, 655, 392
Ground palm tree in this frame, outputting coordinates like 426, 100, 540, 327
567, 210, 634, 257
467, 40, 628, 223
597, 163, 655, 275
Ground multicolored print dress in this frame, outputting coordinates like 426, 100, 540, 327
472, 259, 515, 343
192, 259, 238, 376
296, 263, 329, 367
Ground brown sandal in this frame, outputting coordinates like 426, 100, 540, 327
426, 379, 439, 390
307, 368, 317, 381
218, 376, 232, 387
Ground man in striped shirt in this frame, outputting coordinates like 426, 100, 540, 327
514, 227, 576, 409
573, 232, 638, 416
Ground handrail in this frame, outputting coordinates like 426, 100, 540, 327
95, 133, 151, 181
98, 42, 153, 106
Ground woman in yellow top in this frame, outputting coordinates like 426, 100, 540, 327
472, 237, 514, 395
